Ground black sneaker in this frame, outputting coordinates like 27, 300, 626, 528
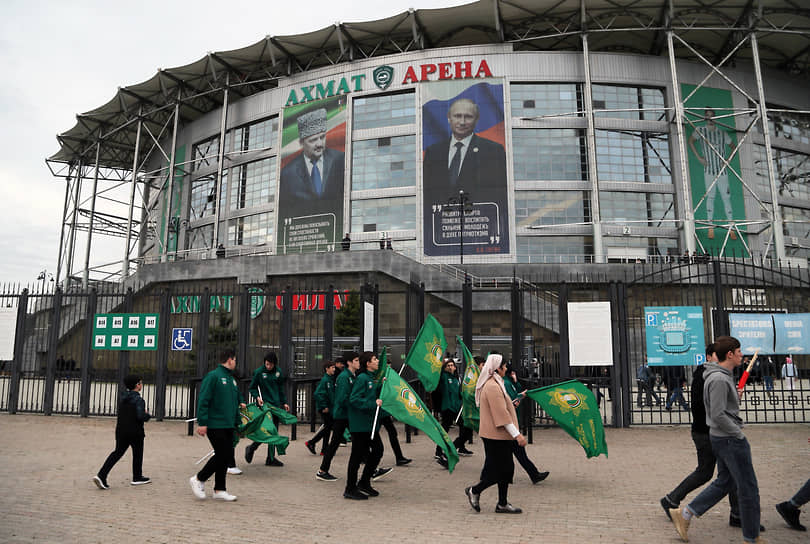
316, 471, 338, 482
465, 486, 480, 512
457, 448, 474, 457
343, 488, 368, 500
436, 456, 449, 469
371, 467, 393, 481
357, 482, 379, 497
265, 458, 284, 467
130, 476, 152, 486
245, 445, 255, 464
531, 471, 549, 484
729, 515, 766, 532
93, 475, 109, 490
776, 501, 806, 531
395, 457, 412, 466
495, 503, 522, 514
661, 497, 676, 520
305, 441, 317, 455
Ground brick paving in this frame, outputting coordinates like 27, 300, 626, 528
0, 413, 806, 543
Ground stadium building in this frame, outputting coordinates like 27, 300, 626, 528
46, 0, 810, 286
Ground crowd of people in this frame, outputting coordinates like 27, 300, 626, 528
90, 340, 805, 534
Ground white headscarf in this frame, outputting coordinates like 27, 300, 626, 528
474, 353, 508, 406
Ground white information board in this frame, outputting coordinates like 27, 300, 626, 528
363, 301, 374, 351
567, 301, 613, 366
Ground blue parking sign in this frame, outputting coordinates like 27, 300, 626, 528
172, 328, 193, 351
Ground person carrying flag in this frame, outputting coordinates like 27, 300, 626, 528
504, 366, 549, 484
245, 352, 289, 467
436, 359, 473, 468
465, 353, 526, 514
344, 351, 384, 499
306, 360, 336, 455
317, 351, 359, 482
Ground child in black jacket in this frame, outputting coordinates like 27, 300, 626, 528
93, 374, 151, 489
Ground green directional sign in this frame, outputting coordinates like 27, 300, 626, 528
93, 313, 159, 351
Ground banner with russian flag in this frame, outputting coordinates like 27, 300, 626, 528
421, 80, 510, 258
276, 96, 347, 253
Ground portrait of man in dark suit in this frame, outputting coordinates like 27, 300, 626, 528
422, 96, 509, 256
277, 107, 345, 251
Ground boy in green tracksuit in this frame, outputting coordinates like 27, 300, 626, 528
245, 352, 288, 466
189, 348, 245, 501
317, 352, 360, 481
436, 359, 471, 466
344, 351, 384, 499
306, 360, 336, 455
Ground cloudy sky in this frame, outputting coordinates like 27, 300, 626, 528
0, 0, 467, 287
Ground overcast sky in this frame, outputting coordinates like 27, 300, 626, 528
0, 0, 468, 288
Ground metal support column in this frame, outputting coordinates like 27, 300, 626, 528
323, 285, 335, 363
161, 102, 180, 263
558, 282, 571, 379
55, 163, 74, 286
118, 289, 133, 381
79, 288, 97, 417
213, 75, 230, 248
8, 289, 29, 414
511, 281, 524, 371
462, 277, 473, 350
65, 160, 82, 286
667, 0, 697, 256
43, 288, 63, 416
123, 110, 143, 278
712, 260, 729, 337
581, 1, 604, 263
750, 22, 787, 263
237, 287, 251, 375
154, 289, 171, 421
83, 144, 101, 288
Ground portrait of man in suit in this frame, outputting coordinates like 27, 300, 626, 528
422, 91, 509, 257
277, 106, 345, 251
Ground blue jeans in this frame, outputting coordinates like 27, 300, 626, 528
687, 436, 760, 542
791, 478, 810, 507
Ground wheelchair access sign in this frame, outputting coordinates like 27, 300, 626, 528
172, 328, 193, 351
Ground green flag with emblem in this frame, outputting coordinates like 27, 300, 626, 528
457, 337, 480, 432
525, 380, 608, 459
373, 346, 389, 382
404, 314, 447, 392
235, 404, 290, 455
379, 366, 459, 472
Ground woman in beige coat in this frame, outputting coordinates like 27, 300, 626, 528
464, 353, 527, 513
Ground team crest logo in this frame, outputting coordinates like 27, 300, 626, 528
249, 287, 266, 319
550, 389, 584, 413
396, 384, 425, 422
373, 65, 394, 90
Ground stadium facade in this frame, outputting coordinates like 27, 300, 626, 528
46, 0, 810, 287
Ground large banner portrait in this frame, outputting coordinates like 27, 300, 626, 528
276, 96, 347, 253
682, 85, 748, 256
422, 80, 510, 258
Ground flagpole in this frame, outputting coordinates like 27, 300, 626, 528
195, 449, 215, 465
370, 376, 385, 440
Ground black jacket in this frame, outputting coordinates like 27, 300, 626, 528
116, 390, 151, 437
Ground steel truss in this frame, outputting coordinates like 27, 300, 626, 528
45, 0, 810, 285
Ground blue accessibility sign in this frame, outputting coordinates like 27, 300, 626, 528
171, 328, 193, 351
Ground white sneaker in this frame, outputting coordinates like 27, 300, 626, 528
189, 476, 206, 499
227, 467, 243, 475
212, 490, 237, 501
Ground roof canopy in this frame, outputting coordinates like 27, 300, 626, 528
49, 0, 810, 171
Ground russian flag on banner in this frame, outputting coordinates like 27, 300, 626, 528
279, 96, 348, 170
422, 81, 505, 150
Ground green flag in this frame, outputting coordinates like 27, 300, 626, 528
525, 380, 608, 459
404, 314, 447, 392
457, 337, 480, 432
379, 366, 459, 472
236, 404, 290, 455
266, 404, 298, 425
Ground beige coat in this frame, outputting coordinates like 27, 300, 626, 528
477, 378, 519, 441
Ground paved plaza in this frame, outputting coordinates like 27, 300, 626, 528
0, 413, 806, 543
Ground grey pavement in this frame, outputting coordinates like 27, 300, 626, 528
0, 413, 807, 543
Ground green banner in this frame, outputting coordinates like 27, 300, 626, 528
525, 380, 607, 459
682, 85, 748, 256
236, 404, 290, 456
404, 314, 447, 392
92, 313, 159, 351
457, 337, 480, 432
379, 367, 459, 472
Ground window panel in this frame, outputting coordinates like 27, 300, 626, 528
596, 130, 671, 184
351, 135, 416, 190
190, 174, 218, 220
599, 191, 675, 225
351, 197, 416, 232
511, 83, 582, 117
228, 213, 273, 246
752, 145, 810, 201
592, 85, 666, 121
353, 92, 416, 130
516, 236, 593, 263
227, 157, 277, 210
188, 225, 214, 250
515, 191, 591, 227
512, 129, 587, 181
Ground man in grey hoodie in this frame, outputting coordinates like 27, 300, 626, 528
669, 336, 765, 544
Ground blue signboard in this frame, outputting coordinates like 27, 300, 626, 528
171, 328, 193, 351
729, 313, 775, 355
774, 313, 810, 354
644, 306, 705, 366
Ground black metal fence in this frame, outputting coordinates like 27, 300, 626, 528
1, 258, 807, 430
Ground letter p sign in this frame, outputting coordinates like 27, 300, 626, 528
646, 313, 658, 327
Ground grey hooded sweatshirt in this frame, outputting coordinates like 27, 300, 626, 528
702, 362, 744, 439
